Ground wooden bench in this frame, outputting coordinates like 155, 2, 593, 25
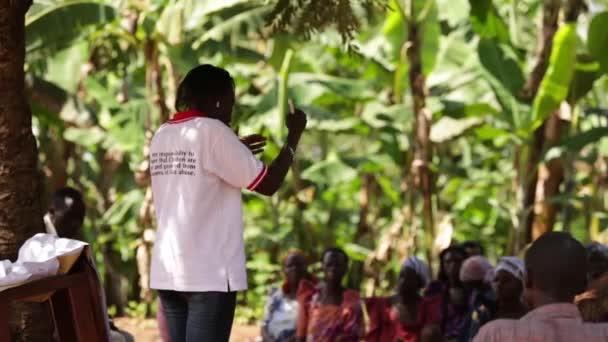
0, 250, 110, 341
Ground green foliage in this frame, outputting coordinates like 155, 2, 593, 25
532, 24, 578, 129
23, 0, 608, 326
468, 0, 510, 43
26, 1, 116, 56
477, 39, 524, 97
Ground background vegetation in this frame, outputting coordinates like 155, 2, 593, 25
22, 0, 608, 323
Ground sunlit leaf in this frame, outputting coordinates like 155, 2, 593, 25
430, 116, 485, 143
64, 127, 106, 147
532, 24, 578, 128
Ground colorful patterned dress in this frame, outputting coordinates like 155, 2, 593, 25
296, 280, 364, 342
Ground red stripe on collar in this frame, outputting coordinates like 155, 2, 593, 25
168, 110, 205, 124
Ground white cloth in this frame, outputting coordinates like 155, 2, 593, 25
402, 256, 431, 286
263, 288, 299, 339
0, 233, 88, 290
495, 256, 525, 281
149, 114, 266, 292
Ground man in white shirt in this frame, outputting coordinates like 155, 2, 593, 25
149, 64, 306, 342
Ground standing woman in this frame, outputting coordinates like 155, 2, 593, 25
364, 256, 440, 342
296, 247, 364, 342
149, 64, 307, 342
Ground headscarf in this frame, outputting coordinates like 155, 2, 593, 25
459, 256, 493, 283
495, 256, 525, 281
402, 256, 431, 287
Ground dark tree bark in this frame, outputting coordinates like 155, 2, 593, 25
407, 12, 435, 266
0, 0, 53, 340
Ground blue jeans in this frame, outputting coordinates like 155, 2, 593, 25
158, 290, 236, 342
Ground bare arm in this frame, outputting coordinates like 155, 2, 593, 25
255, 109, 306, 196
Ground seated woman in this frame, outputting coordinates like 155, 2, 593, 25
424, 245, 468, 341
262, 250, 314, 342
459, 256, 496, 341
296, 247, 363, 342
364, 256, 440, 342
493, 256, 527, 319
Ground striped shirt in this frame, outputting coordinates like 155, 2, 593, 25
474, 303, 608, 342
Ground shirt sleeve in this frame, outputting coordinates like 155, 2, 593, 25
202, 122, 267, 190
473, 323, 498, 342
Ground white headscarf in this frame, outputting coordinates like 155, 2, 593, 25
495, 256, 525, 281
402, 256, 431, 286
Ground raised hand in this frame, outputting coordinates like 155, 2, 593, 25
286, 107, 307, 147
240, 134, 267, 155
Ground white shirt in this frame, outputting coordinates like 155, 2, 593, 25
149, 110, 266, 292
263, 288, 299, 340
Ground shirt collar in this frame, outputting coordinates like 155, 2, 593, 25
168, 109, 205, 123
522, 303, 582, 322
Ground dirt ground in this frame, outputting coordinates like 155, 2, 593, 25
113, 317, 260, 342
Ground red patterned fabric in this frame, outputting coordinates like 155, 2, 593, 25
364, 296, 441, 342
296, 279, 364, 342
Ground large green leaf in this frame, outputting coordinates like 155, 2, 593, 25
468, 0, 510, 44
430, 116, 485, 143
568, 54, 601, 104
477, 38, 524, 97
416, 0, 441, 76
191, 5, 271, 48
544, 127, 608, 161
26, 1, 116, 55
557, 127, 608, 152
301, 157, 358, 185
182, 0, 260, 30
532, 23, 578, 128
156, 2, 184, 45
64, 126, 106, 147
588, 11, 608, 74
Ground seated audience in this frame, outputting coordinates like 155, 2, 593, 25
364, 256, 439, 342
493, 257, 527, 319
474, 232, 608, 342
296, 247, 363, 342
262, 250, 314, 342
460, 256, 496, 341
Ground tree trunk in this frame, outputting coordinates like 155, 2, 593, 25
407, 13, 435, 265
532, 109, 568, 238
0, 0, 54, 340
512, 0, 560, 252
520, 0, 585, 244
